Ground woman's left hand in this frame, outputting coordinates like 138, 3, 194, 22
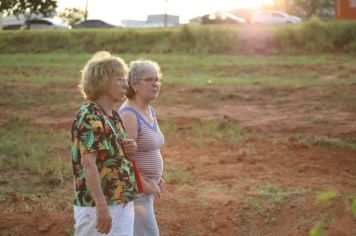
122, 138, 137, 157
158, 177, 166, 193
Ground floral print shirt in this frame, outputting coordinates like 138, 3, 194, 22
71, 102, 138, 206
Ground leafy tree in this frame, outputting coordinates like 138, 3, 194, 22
0, 0, 14, 13
7, 0, 57, 29
59, 7, 86, 26
290, 0, 323, 19
0, 0, 14, 30
276, 0, 334, 19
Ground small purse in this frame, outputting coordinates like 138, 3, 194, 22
132, 159, 144, 193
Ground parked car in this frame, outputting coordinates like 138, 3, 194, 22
251, 10, 301, 25
73, 19, 117, 28
21, 18, 71, 29
202, 11, 247, 25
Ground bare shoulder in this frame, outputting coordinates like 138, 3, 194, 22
119, 110, 137, 124
119, 109, 138, 139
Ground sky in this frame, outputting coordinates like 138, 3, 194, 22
57, 0, 274, 25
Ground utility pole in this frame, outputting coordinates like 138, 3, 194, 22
0, 12, 2, 30
164, 0, 168, 27
84, 0, 88, 20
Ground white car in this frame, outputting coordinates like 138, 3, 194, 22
251, 10, 301, 25
202, 11, 247, 25
21, 18, 71, 30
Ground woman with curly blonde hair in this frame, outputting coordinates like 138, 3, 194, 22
71, 53, 138, 236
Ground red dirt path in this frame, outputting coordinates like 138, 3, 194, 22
0, 83, 355, 235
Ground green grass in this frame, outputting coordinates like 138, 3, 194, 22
0, 82, 80, 109
158, 120, 180, 140
0, 53, 354, 177
1, 53, 356, 87
189, 120, 246, 147
309, 221, 325, 236
0, 117, 71, 177
300, 135, 356, 150
164, 166, 191, 185
316, 191, 338, 203
1, 21, 356, 54
240, 184, 313, 219
346, 96, 356, 112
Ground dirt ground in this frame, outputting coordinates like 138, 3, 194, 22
0, 82, 355, 236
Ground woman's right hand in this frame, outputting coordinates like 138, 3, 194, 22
96, 204, 112, 234
143, 180, 161, 200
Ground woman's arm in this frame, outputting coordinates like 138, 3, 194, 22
81, 152, 112, 234
120, 111, 138, 140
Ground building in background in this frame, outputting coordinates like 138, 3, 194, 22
334, 0, 356, 19
122, 14, 179, 28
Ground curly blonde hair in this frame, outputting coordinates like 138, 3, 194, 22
79, 56, 128, 101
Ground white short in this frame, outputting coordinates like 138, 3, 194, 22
74, 202, 134, 236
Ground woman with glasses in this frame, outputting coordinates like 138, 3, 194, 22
71, 54, 139, 236
118, 59, 165, 236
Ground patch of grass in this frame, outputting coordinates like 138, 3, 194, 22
352, 196, 356, 217
300, 135, 356, 150
346, 96, 356, 111
0, 118, 71, 178
308, 190, 356, 236
200, 183, 226, 194
310, 117, 332, 125
1, 53, 356, 87
158, 120, 180, 140
164, 166, 191, 185
257, 184, 288, 205
0, 82, 80, 109
244, 196, 264, 217
190, 120, 245, 147
316, 191, 338, 203
309, 221, 325, 236
298, 216, 317, 227
240, 184, 313, 219
64, 227, 74, 236
0, 228, 21, 236
197, 199, 210, 207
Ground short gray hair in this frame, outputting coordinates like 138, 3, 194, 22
126, 59, 162, 99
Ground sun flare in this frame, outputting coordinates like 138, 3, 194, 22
239, 0, 275, 9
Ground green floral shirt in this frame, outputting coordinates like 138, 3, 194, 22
71, 102, 138, 206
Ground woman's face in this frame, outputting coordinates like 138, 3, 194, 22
104, 75, 128, 103
134, 67, 161, 101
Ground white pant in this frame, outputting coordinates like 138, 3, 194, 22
134, 194, 159, 236
74, 202, 134, 236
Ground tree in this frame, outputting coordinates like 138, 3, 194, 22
59, 7, 85, 26
279, 0, 334, 19
7, 0, 57, 29
289, 0, 323, 18
0, 0, 15, 30
0, 0, 14, 13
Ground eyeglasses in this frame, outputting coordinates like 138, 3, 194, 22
140, 77, 163, 85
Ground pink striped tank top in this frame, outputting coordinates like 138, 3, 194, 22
119, 106, 164, 182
